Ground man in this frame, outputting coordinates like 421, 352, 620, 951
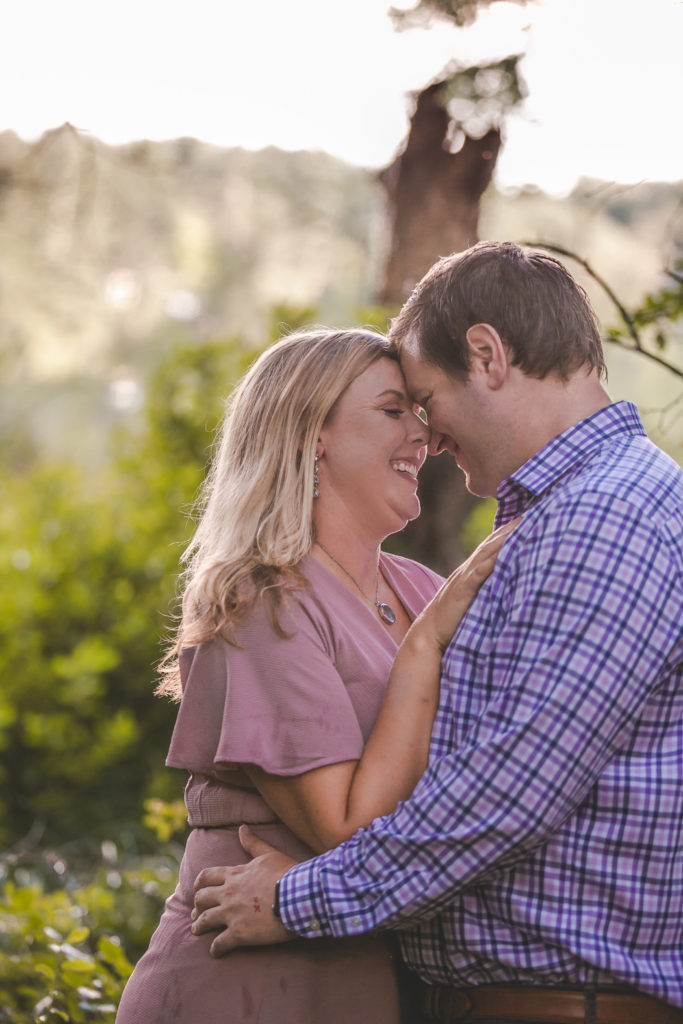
192, 242, 683, 1022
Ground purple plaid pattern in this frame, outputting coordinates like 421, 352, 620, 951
279, 403, 683, 1006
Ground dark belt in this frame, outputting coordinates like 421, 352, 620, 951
419, 984, 683, 1024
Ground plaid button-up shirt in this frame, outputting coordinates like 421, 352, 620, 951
279, 402, 683, 1006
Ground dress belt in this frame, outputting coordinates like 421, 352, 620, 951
418, 984, 683, 1024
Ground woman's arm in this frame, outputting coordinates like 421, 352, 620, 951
247, 519, 518, 853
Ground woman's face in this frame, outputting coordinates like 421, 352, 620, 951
317, 357, 428, 540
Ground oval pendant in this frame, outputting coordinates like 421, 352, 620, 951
377, 603, 396, 625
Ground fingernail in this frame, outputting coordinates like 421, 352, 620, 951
191, 909, 196, 920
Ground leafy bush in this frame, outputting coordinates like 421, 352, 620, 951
0, 825, 184, 1023
1, 337, 251, 1016
1, 339, 252, 846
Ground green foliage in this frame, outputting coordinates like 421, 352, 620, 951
0, 881, 127, 1023
0, 330, 265, 1015
355, 304, 400, 334
140, 337, 254, 467
459, 499, 497, 554
267, 303, 319, 343
0, 337, 255, 846
1, 464, 168, 843
0, 838, 180, 1022
533, 243, 683, 385
606, 261, 683, 361
142, 798, 188, 844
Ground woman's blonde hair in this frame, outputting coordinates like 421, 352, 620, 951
158, 327, 393, 699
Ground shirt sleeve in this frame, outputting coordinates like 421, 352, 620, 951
166, 594, 365, 776
278, 493, 683, 937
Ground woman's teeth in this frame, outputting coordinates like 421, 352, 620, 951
392, 461, 417, 477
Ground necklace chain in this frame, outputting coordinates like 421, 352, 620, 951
314, 541, 397, 625
315, 541, 380, 604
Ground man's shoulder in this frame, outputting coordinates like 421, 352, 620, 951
553, 431, 683, 527
516, 435, 683, 580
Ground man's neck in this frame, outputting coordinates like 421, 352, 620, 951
501, 372, 612, 486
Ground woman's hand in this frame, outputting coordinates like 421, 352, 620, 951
410, 517, 520, 654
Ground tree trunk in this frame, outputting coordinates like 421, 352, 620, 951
379, 82, 500, 305
379, 81, 501, 568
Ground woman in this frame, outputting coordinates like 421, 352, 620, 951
116, 328, 512, 1024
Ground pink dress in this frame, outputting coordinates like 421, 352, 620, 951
116, 553, 442, 1024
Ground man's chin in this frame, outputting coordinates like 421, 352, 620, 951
450, 451, 493, 498
461, 469, 490, 500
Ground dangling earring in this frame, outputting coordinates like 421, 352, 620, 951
313, 454, 320, 498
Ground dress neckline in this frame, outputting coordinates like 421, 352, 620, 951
304, 552, 414, 634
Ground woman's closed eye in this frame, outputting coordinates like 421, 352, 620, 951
383, 407, 405, 418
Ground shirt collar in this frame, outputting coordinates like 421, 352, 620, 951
495, 401, 646, 526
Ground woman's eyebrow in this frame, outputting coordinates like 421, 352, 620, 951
375, 388, 407, 401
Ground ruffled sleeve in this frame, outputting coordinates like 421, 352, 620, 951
166, 593, 365, 777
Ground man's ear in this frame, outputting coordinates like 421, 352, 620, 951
465, 324, 508, 390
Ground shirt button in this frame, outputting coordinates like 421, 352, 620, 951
310, 918, 320, 931
351, 916, 361, 927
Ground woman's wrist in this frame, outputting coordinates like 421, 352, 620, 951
401, 617, 447, 658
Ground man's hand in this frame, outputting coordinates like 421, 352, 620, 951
191, 825, 299, 956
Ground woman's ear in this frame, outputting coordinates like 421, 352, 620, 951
298, 437, 324, 457
465, 323, 508, 390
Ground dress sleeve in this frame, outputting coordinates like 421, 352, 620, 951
166, 594, 364, 777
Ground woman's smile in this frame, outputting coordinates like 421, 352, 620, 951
317, 357, 428, 539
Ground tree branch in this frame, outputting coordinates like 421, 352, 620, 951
524, 241, 683, 381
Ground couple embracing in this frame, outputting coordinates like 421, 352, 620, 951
117, 242, 683, 1024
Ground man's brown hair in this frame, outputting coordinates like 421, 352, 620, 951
389, 241, 606, 381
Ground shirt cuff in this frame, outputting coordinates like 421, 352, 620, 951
278, 858, 333, 938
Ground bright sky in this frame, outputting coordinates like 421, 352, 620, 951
3, 0, 681, 195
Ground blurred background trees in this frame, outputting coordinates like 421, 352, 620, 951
1, 340, 254, 1020
1, 340, 255, 848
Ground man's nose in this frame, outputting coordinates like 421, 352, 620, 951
427, 430, 447, 456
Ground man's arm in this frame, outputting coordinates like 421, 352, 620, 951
195, 496, 682, 949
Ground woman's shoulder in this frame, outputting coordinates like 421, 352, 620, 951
381, 551, 444, 592
180, 573, 330, 672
